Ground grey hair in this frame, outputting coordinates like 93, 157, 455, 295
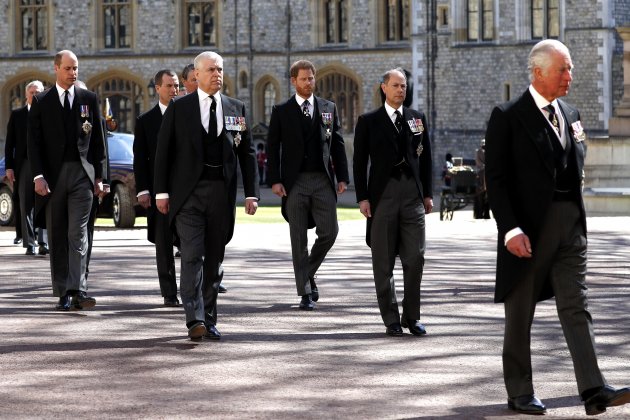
25, 80, 44, 92
194, 51, 223, 69
382, 67, 407, 84
528, 39, 570, 82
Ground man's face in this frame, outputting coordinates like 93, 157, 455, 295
534, 49, 573, 101
182, 73, 198, 94
25, 85, 43, 105
381, 71, 406, 108
195, 57, 223, 95
156, 74, 179, 105
291, 68, 315, 99
54, 52, 78, 90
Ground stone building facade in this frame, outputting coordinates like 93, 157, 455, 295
1, 0, 627, 190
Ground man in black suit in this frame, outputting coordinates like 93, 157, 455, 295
353, 68, 433, 337
5, 80, 49, 256
28, 50, 106, 311
134, 69, 180, 307
154, 51, 259, 340
485, 39, 630, 416
267, 59, 349, 310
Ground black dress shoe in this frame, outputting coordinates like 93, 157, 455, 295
55, 294, 72, 311
386, 322, 403, 336
507, 394, 546, 415
309, 277, 319, 302
218, 283, 228, 293
187, 321, 207, 340
163, 296, 181, 307
204, 325, 221, 340
583, 385, 630, 415
299, 294, 314, 310
38, 244, 49, 255
71, 291, 96, 310
401, 318, 427, 336
14, 237, 22, 245
25, 246, 36, 255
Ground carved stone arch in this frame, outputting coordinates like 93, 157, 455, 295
88, 69, 147, 133
254, 75, 281, 126
239, 70, 248, 90
315, 64, 362, 133
0, 70, 55, 141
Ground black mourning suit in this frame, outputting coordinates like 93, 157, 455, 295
134, 103, 177, 299
154, 90, 258, 330
28, 85, 105, 298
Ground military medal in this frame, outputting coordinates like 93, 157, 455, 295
407, 118, 424, 134
321, 113, 333, 139
416, 144, 423, 156
571, 120, 586, 142
234, 132, 241, 147
82, 120, 92, 135
80, 105, 90, 118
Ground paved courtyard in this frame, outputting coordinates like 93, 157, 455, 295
1, 207, 629, 419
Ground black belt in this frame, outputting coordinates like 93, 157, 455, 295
202, 164, 223, 180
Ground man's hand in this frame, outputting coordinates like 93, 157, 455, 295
506, 233, 532, 258
34, 177, 50, 196
94, 179, 103, 196
359, 200, 371, 218
424, 197, 433, 214
100, 183, 111, 198
137, 194, 151, 209
245, 198, 258, 215
5, 169, 15, 184
156, 198, 169, 215
337, 181, 347, 195
271, 183, 286, 197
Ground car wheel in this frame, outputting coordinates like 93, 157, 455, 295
112, 184, 135, 228
0, 185, 15, 226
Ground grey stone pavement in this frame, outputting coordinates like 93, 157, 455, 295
1, 189, 629, 419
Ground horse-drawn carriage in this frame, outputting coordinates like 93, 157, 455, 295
439, 165, 478, 221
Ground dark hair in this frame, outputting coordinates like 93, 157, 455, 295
182, 63, 195, 81
290, 60, 316, 78
154, 69, 178, 86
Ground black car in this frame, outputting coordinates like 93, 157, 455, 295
0, 132, 142, 228
0, 157, 15, 226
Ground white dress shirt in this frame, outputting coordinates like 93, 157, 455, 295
295, 94, 314, 118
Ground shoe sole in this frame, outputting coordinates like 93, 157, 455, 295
72, 300, 96, 311
586, 392, 630, 416
507, 402, 546, 415
299, 306, 314, 310
188, 324, 207, 339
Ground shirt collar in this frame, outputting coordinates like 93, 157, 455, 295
56, 83, 75, 98
295, 94, 314, 107
158, 101, 168, 115
384, 102, 403, 118
529, 84, 558, 110
198, 88, 220, 103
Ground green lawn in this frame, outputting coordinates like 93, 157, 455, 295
95, 206, 362, 227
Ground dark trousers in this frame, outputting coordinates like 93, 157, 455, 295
85, 195, 99, 279
175, 180, 228, 327
370, 173, 425, 326
18, 162, 47, 247
147, 205, 177, 297
285, 172, 338, 296
46, 162, 93, 297
502, 201, 606, 397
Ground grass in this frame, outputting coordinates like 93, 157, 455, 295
94, 206, 363, 227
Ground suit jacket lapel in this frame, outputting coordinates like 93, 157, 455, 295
513, 90, 555, 176
378, 106, 399, 150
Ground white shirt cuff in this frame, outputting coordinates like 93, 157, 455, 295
137, 190, 150, 198
34, 174, 44, 181
504, 227, 524, 246
245, 197, 258, 201
155, 193, 169, 199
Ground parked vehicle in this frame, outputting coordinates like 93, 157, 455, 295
1, 132, 142, 228
0, 157, 15, 226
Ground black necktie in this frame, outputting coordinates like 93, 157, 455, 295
302, 100, 311, 118
544, 104, 560, 134
394, 110, 403, 132
63, 90, 71, 115
209, 96, 217, 137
